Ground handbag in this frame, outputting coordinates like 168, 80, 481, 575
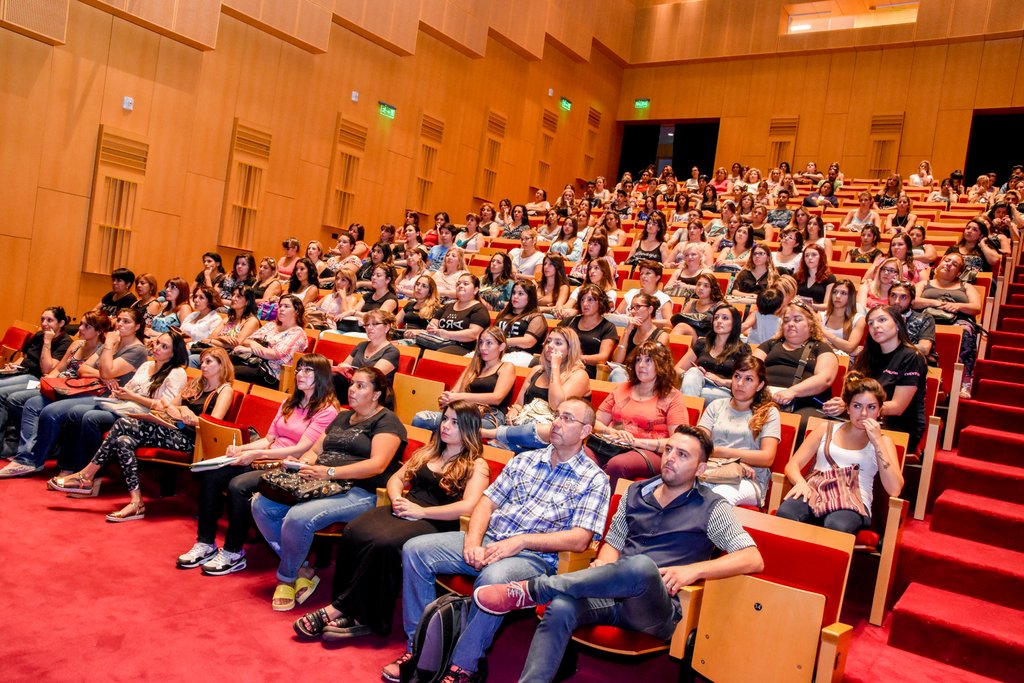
256, 300, 278, 321
415, 333, 448, 351
804, 423, 868, 518
698, 457, 748, 485
39, 376, 106, 401
512, 398, 555, 426
586, 433, 630, 463
258, 470, 352, 506
922, 306, 958, 325
231, 349, 278, 385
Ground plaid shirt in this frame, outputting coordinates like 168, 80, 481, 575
484, 446, 610, 569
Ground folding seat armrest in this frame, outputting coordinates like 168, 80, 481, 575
668, 584, 704, 660
817, 622, 853, 683
768, 472, 787, 513
869, 496, 908, 625
557, 543, 597, 574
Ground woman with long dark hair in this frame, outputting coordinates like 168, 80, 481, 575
677, 303, 750, 402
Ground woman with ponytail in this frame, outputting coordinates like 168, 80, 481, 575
695, 355, 780, 507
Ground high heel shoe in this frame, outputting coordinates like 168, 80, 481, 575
47, 473, 100, 497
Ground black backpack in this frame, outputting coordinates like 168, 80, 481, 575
401, 594, 486, 683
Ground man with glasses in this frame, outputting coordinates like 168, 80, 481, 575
474, 425, 764, 683
386, 398, 610, 683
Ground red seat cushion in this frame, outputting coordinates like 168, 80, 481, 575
855, 529, 880, 550
437, 573, 475, 596
136, 447, 191, 464
316, 522, 346, 536
534, 605, 669, 654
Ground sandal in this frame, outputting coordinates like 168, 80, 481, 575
381, 652, 414, 683
272, 583, 296, 612
323, 619, 372, 640
106, 500, 145, 522
295, 574, 320, 605
48, 473, 98, 496
293, 607, 336, 638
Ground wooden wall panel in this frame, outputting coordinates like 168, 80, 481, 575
1, 0, 69, 45
974, 37, 1022, 110
25, 189, 89, 316
99, 19, 160, 136
331, 0, 418, 56
82, 0, 219, 49
0, 236, 33, 328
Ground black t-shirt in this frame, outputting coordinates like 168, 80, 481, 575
497, 313, 547, 355
758, 338, 833, 409
872, 345, 927, 450
733, 269, 769, 295
559, 315, 619, 379
350, 342, 401, 383
797, 273, 836, 304
320, 409, 407, 493
19, 331, 73, 379
402, 300, 430, 331
434, 302, 490, 350
693, 337, 751, 377
99, 291, 138, 317
360, 291, 399, 314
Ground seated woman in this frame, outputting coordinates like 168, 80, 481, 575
277, 238, 302, 282
195, 286, 261, 362
696, 355, 780, 507
731, 242, 778, 295
305, 240, 329, 277
846, 225, 883, 264
455, 213, 484, 253
425, 273, 491, 356
610, 293, 666, 382
495, 280, 547, 364
253, 258, 284, 320
914, 252, 983, 395
671, 272, 725, 342
616, 260, 674, 328
597, 211, 626, 247
794, 244, 836, 311
884, 195, 918, 234
396, 275, 442, 336
820, 279, 866, 356
944, 219, 1000, 279
804, 215, 834, 263
48, 346, 233, 519
0, 309, 148, 478
525, 189, 551, 216
777, 373, 903, 534
395, 246, 429, 298
677, 303, 751, 403
180, 285, 224, 346
664, 243, 712, 297
148, 277, 192, 337
857, 257, 900, 313
252, 367, 407, 611
477, 252, 512, 310
752, 301, 839, 428
840, 192, 881, 232
548, 217, 584, 262
567, 232, 616, 285
356, 242, 394, 290
558, 259, 618, 317
592, 341, 689, 484
331, 310, 400, 401
323, 234, 362, 277
537, 209, 562, 242
802, 180, 839, 208
558, 284, 619, 379
483, 327, 591, 451
133, 273, 162, 327
772, 226, 804, 275
337, 264, 399, 333
501, 204, 531, 240
713, 223, 754, 273
821, 305, 927, 452
536, 253, 570, 314
294, 400, 489, 640
217, 254, 257, 302
907, 225, 937, 270
412, 327, 515, 431
668, 220, 713, 268
285, 257, 321, 308
194, 251, 226, 292
0, 306, 72, 419
510, 230, 545, 280
231, 295, 308, 388
175, 354, 339, 574
59, 329, 187, 477
307, 269, 362, 331
624, 211, 670, 267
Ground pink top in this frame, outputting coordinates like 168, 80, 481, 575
267, 404, 339, 450
598, 385, 689, 441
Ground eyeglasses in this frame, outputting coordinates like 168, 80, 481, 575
554, 413, 587, 426
880, 267, 900, 276
295, 366, 316, 375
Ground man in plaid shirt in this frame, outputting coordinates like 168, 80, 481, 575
385, 398, 610, 683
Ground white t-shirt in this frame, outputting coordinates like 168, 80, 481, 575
621, 288, 673, 320
510, 249, 545, 278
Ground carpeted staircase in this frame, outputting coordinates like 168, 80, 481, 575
882, 265, 1024, 682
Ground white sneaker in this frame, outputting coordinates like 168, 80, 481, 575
176, 542, 218, 569
201, 548, 247, 576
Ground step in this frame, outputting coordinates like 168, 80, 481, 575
957, 425, 1024, 468
931, 451, 1024, 507
894, 523, 1024, 611
844, 638, 1003, 683
974, 359, 1024, 386
889, 583, 1024, 682
1000, 317, 1024, 334
931, 490, 1024, 553
972, 379, 1024, 406
988, 345, 1021, 363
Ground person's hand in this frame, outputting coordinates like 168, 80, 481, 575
611, 429, 635, 444
660, 565, 702, 596
821, 397, 846, 417
43, 329, 55, 344
438, 391, 453, 408
297, 464, 331, 480
939, 301, 959, 313
548, 346, 564, 368
481, 536, 525, 566
225, 444, 244, 459
104, 331, 119, 347
862, 417, 884, 447
463, 544, 486, 571
772, 388, 796, 406
392, 497, 426, 520
426, 321, 440, 334
625, 316, 640, 328
784, 479, 813, 502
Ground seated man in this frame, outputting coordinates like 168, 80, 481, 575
889, 282, 935, 361
383, 397, 611, 683
474, 424, 764, 683
95, 267, 138, 317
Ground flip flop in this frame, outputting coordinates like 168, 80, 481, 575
295, 574, 320, 605
272, 583, 296, 611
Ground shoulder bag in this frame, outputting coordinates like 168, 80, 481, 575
804, 423, 868, 517
39, 376, 107, 401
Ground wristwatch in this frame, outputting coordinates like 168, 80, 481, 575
326, 467, 336, 480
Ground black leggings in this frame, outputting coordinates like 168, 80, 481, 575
195, 467, 261, 552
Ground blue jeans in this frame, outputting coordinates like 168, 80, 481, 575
412, 408, 506, 431
681, 367, 732, 403
251, 486, 376, 582
0, 374, 33, 429
490, 423, 547, 453
401, 531, 552, 673
12, 395, 101, 468
520, 555, 679, 683
187, 353, 202, 369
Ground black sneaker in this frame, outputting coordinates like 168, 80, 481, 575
200, 548, 247, 575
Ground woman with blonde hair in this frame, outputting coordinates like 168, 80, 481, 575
858, 257, 901, 312
397, 275, 442, 334
821, 278, 865, 356
431, 247, 469, 300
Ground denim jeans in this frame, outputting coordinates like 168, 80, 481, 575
490, 423, 547, 453
12, 395, 101, 468
401, 531, 552, 673
412, 408, 505, 431
680, 367, 732, 403
520, 554, 679, 683
776, 497, 869, 535
0, 374, 32, 425
251, 486, 376, 582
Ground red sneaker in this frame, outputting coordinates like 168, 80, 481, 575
472, 580, 536, 615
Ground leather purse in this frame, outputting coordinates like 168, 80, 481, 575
39, 376, 106, 401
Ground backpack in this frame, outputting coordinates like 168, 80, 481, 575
402, 594, 486, 683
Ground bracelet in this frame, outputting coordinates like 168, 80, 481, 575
326, 466, 336, 479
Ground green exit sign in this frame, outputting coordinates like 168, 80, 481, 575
559, 97, 572, 112
378, 101, 396, 119
634, 98, 650, 110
